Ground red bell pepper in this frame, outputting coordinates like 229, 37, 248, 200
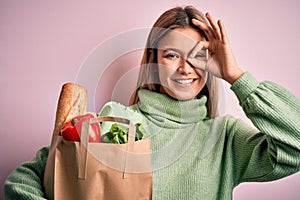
60, 113, 101, 142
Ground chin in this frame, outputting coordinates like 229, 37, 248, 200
160, 86, 199, 101
177, 96, 196, 101
170, 91, 197, 101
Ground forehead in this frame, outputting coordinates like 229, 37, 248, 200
157, 27, 204, 51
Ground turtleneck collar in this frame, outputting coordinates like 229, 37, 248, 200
136, 89, 208, 124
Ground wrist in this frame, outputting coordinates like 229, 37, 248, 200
225, 69, 244, 85
230, 72, 259, 103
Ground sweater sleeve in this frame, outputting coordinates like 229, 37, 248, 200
3, 146, 49, 200
229, 72, 300, 185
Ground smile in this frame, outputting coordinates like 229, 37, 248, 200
173, 79, 196, 84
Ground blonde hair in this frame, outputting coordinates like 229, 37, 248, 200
130, 6, 219, 118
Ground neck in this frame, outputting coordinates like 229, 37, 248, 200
136, 89, 208, 126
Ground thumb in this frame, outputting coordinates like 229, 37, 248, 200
187, 57, 206, 71
206, 57, 222, 78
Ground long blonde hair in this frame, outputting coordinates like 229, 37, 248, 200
130, 6, 219, 118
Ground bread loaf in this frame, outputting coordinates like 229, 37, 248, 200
52, 83, 87, 135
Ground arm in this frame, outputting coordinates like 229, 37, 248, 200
229, 72, 300, 184
189, 11, 300, 184
3, 147, 49, 200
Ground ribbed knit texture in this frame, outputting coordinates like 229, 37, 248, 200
4, 147, 49, 200
3, 72, 300, 199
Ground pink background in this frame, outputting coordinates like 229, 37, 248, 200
1, 0, 300, 199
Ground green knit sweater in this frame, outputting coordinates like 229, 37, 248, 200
4, 72, 300, 199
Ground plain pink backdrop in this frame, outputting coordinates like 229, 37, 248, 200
1, 0, 299, 199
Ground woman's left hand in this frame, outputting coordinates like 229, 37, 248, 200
187, 12, 244, 84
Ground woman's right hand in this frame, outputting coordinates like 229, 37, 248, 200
187, 12, 244, 85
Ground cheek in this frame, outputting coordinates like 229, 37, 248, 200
158, 64, 170, 84
157, 60, 180, 80
157, 59, 178, 80
197, 69, 208, 81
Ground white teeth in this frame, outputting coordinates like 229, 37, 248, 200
174, 79, 194, 84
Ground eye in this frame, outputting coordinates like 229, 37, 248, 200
194, 50, 207, 60
164, 53, 180, 59
195, 53, 205, 58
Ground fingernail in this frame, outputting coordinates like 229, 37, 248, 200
192, 18, 199, 23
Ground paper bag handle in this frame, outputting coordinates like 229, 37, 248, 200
78, 116, 136, 179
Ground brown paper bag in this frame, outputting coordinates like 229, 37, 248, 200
44, 116, 152, 200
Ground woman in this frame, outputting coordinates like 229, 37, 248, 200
4, 6, 300, 200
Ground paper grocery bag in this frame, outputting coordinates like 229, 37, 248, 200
44, 116, 152, 200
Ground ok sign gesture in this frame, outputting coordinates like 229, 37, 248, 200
187, 12, 244, 84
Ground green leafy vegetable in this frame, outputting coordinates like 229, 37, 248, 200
101, 123, 147, 144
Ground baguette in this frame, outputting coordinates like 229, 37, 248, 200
52, 83, 88, 135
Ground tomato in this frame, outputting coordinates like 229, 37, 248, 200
60, 113, 101, 142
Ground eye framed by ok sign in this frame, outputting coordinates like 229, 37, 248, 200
188, 42, 210, 61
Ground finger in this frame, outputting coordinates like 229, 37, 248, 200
189, 41, 209, 58
206, 12, 221, 40
218, 20, 229, 44
187, 57, 206, 71
189, 41, 203, 58
192, 18, 215, 40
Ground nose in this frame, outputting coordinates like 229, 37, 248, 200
177, 57, 194, 75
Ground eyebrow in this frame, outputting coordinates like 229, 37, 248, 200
161, 46, 206, 53
161, 48, 184, 56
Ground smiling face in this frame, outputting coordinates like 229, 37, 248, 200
157, 27, 207, 100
